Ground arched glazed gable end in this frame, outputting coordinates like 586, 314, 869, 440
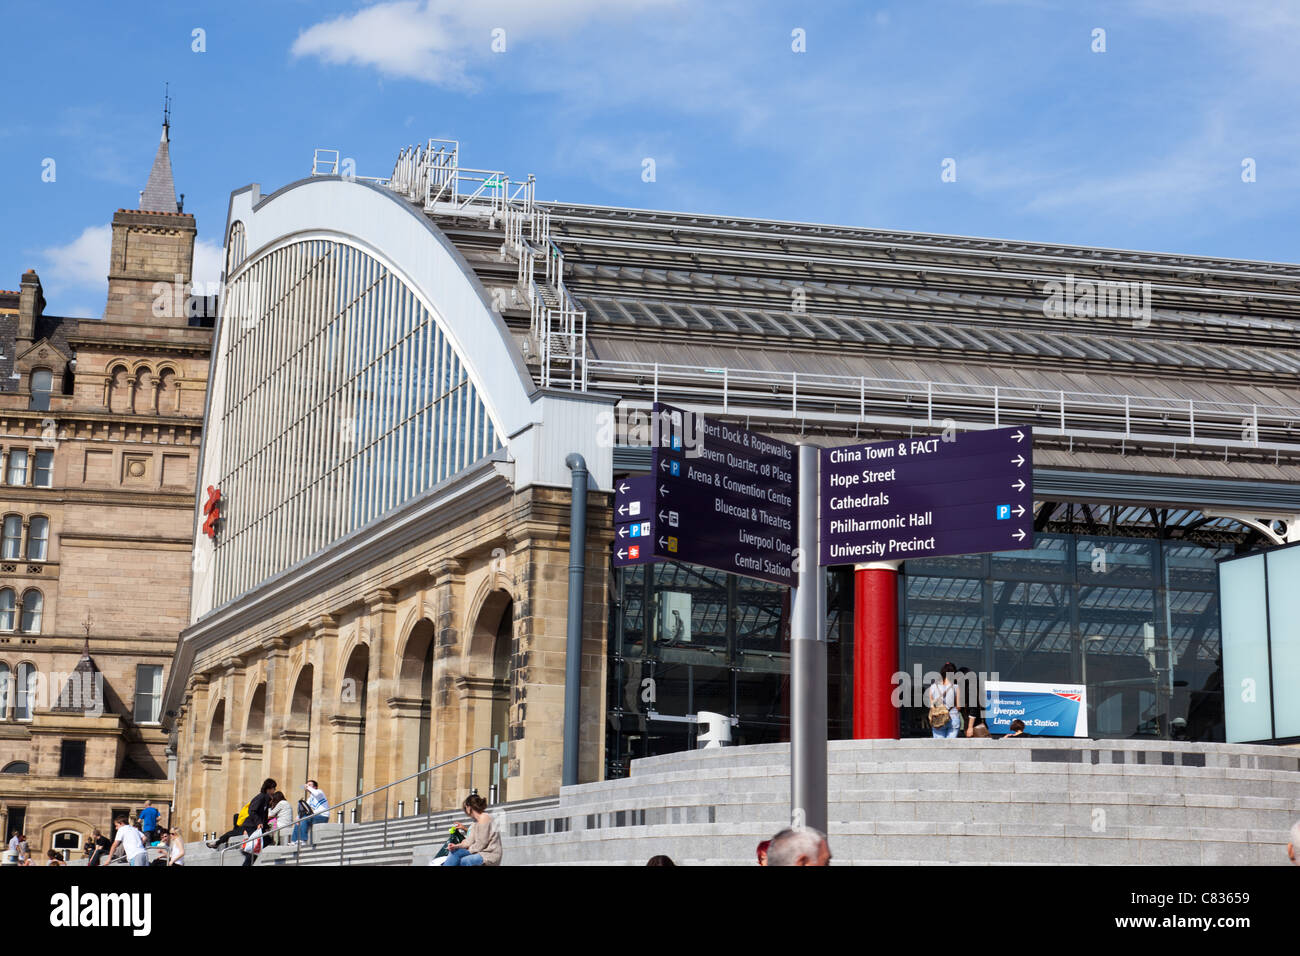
197, 178, 540, 609
221, 176, 532, 436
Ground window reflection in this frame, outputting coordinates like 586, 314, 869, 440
608, 530, 1231, 773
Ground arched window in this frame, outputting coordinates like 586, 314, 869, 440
26, 516, 48, 562
1, 761, 28, 774
0, 590, 13, 631
15, 662, 36, 720
20, 590, 42, 634
133, 367, 154, 415
108, 365, 128, 412
0, 661, 8, 715
29, 368, 53, 411
51, 830, 81, 861
1, 516, 21, 559
158, 367, 179, 414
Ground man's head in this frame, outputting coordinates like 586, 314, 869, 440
113, 816, 128, 830
766, 827, 831, 866
144, 800, 153, 809
306, 779, 318, 790
1289, 821, 1300, 864
1009, 719, 1026, 734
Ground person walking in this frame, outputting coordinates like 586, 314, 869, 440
927, 662, 962, 739
240, 778, 277, 866
138, 800, 161, 845
107, 817, 149, 867
291, 780, 329, 845
442, 794, 502, 866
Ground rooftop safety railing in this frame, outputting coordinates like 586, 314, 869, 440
584, 359, 1300, 456
382, 139, 587, 388
315, 139, 590, 389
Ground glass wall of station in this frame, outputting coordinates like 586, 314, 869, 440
899, 533, 1228, 741
605, 531, 1229, 776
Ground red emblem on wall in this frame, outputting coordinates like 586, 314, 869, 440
202, 485, 221, 539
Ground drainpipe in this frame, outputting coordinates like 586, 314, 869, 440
562, 453, 588, 787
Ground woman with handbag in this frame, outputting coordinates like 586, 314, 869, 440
927, 662, 962, 739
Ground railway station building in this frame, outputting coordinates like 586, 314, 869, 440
164, 140, 1300, 834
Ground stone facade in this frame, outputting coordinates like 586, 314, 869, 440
0, 125, 212, 860
170, 481, 612, 834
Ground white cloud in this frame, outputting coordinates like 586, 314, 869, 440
40, 227, 227, 318
43, 224, 112, 290
192, 238, 224, 290
291, 0, 675, 85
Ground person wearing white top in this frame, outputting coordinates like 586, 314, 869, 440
291, 780, 329, 844
108, 817, 149, 866
267, 791, 294, 845
164, 829, 185, 865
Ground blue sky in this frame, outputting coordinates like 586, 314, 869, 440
3, 0, 1298, 317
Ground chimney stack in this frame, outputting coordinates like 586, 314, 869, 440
18, 269, 43, 347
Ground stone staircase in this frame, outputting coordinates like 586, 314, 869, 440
178, 739, 1300, 865
181, 795, 561, 866
502, 739, 1300, 865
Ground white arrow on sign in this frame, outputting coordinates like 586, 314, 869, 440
616, 548, 627, 559
617, 504, 629, 516
659, 458, 669, 471
1011, 430, 1025, 443
1012, 479, 1026, 492
1013, 529, 1027, 542
658, 536, 668, 548
618, 526, 628, 538
1011, 454, 1025, 467
658, 510, 668, 522
1013, 505, 1026, 517
659, 484, 669, 496
617, 481, 630, 494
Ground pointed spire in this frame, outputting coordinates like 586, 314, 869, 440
140, 84, 179, 213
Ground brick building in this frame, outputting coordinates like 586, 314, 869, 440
0, 118, 212, 859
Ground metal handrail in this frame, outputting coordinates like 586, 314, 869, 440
581, 359, 1300, 453
214, 746, 498, 867
376, 138, 588, 392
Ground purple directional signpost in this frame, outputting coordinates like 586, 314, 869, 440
818, 425, 1035, 565
649, 402, 798, 586
612, 475, 658, 567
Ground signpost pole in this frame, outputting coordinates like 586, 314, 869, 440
853, 561, 901, 739
790, 443, 827, 834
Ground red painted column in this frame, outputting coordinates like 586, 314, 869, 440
854, 562, 901, 739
